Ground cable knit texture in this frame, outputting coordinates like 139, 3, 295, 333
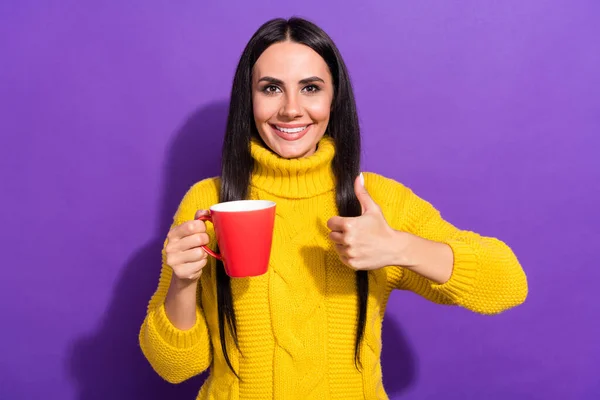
139, 136, 528, 399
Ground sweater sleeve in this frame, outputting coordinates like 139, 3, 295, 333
139, 178, 220, 383
365, 172, 528, 315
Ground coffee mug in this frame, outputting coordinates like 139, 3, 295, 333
197, 200, 276, 278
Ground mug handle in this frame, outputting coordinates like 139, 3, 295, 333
196, 214, 223, 261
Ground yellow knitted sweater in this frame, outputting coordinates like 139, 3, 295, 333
139, 136, 527, 399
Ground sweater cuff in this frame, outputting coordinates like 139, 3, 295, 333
150, 303, 206, 349
431, 240, 478, 302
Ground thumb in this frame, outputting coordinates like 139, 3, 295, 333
354, 173, 377, 214
195, 209, 210, 219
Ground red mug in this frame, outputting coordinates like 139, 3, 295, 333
197, 200, 276, 278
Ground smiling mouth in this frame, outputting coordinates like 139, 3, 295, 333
274, 125, 308, 133
270, 124, 312, 141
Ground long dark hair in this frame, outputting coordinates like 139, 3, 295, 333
217, 17, 367, 376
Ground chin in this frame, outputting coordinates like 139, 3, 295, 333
257, 133, 314, 158
272, 141, 317, 159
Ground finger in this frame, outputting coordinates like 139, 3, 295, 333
195, 209, 210, 219
335, 243, 348, 255
168, 220, 207, 241
354, 173, 378, 214
327, 216, 347, 232
172, 259, 208, 280
329, 231, 346, 245
336, 250, 362, 270
336, 251, 354, 269
336, 242, 358, 257
167, 233, 210, 253
166, 247, 208, 267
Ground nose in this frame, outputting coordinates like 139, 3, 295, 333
279, 93, 303, 119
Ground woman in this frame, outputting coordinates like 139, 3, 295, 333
139, 17, 528, 399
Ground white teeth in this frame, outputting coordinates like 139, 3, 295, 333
276, 125, 307, 133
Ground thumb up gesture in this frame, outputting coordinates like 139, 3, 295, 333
327, 173, 404, 271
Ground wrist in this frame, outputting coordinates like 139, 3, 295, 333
169, 273, 200, 292
165, 274, 200, 330
389, 229, 415, 267
392, 231, 454, 283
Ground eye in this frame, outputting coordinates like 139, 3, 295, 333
262, 85, 281, 94
302, 84, 321, 94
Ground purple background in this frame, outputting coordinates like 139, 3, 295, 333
1, 1, 599, 399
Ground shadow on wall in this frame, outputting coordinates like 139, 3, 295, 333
66, 100, 418, 399
67, 101, 228, 400
381, 312, 418, 397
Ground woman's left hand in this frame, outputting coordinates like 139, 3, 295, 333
327, 174, 408, 271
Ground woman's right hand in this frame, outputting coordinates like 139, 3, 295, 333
165, 210, 211, 283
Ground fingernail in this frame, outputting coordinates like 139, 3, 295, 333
359, 172, 365, 186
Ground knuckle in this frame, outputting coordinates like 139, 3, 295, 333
343, 235, 353, 246
192, 247, 205, 260
199, 233, 210, 245
190, 234, 201, 246
343, 220, 353, 231
165, 255, 175, 267
344, 257, 355, 268
170, 262, 180, 272
180, 235, 195, 249
174, 269, 186, 279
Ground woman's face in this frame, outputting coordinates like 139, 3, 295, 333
252, 41, 334, 159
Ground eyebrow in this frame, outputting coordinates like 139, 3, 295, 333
257, 76, 325, 85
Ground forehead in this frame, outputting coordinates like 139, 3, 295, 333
253, 41, 331, 80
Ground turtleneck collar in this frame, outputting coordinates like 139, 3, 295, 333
249, 136, 336, 199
